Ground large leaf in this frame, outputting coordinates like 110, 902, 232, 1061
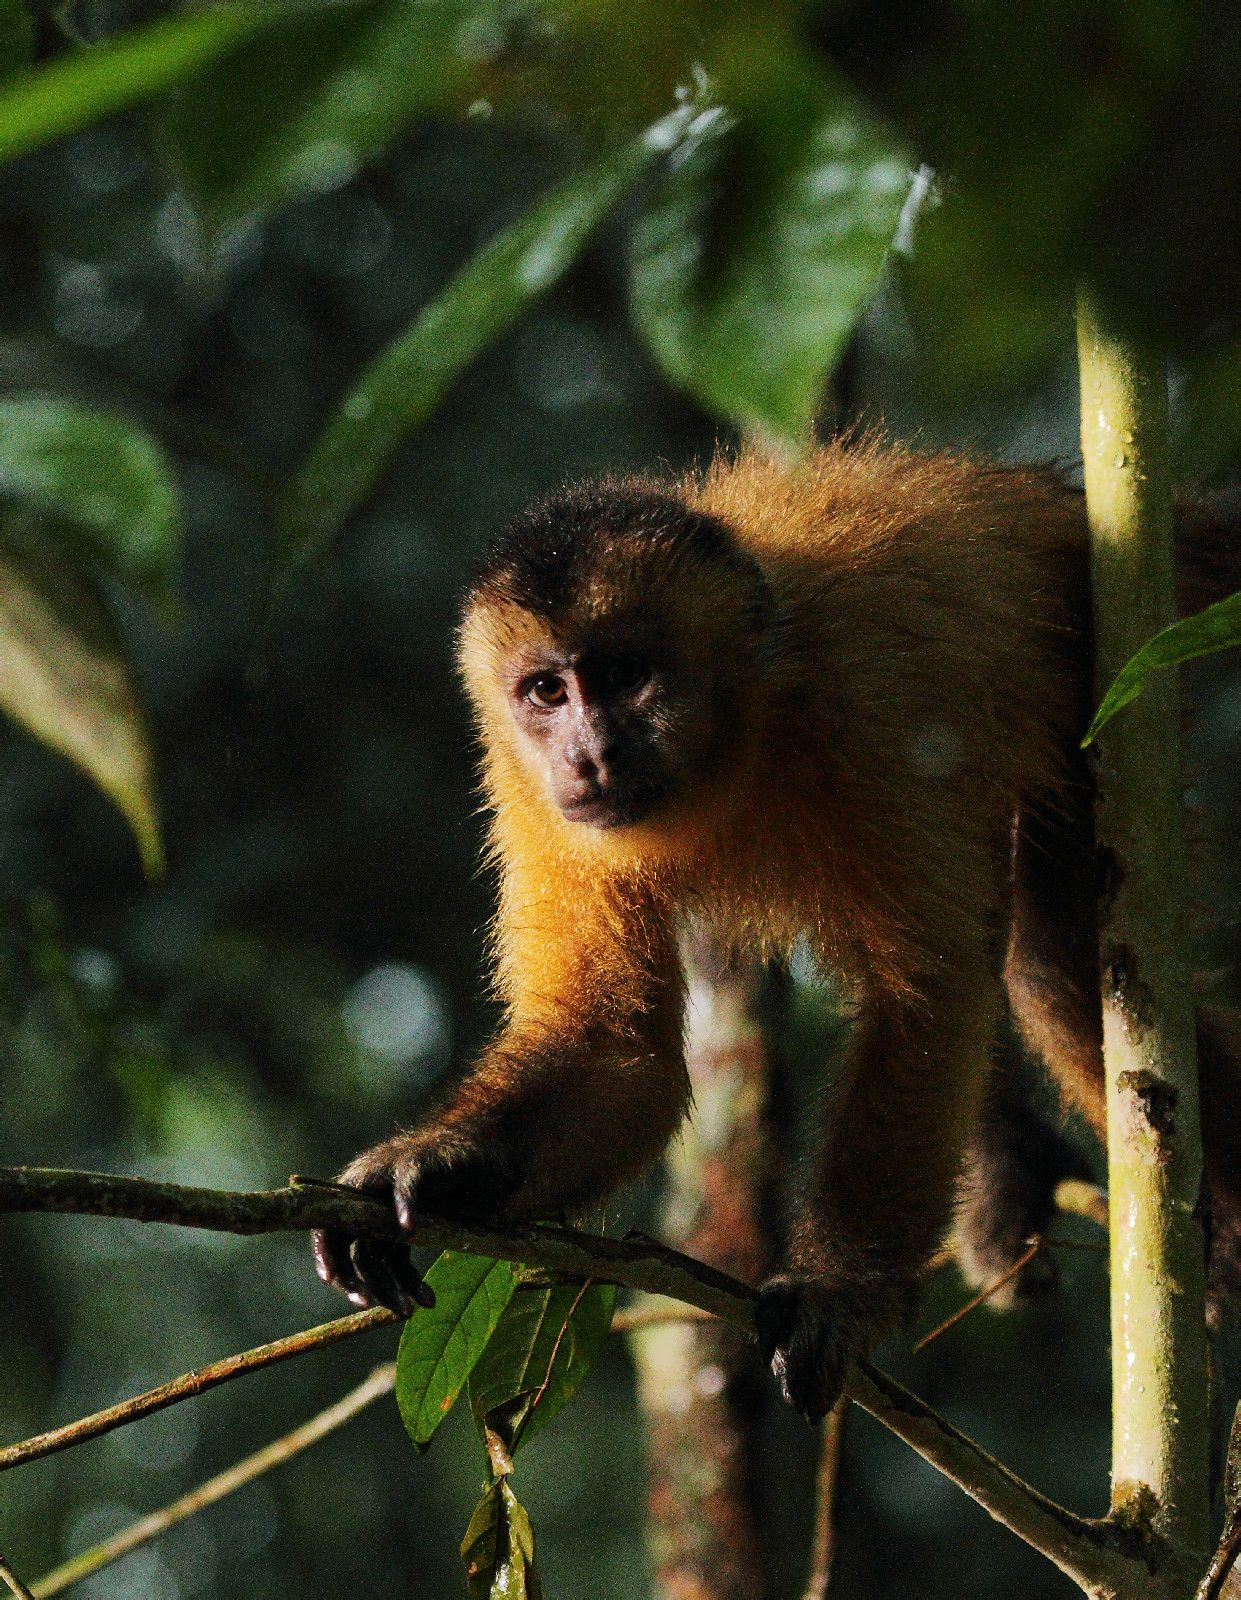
1083, 590, 1241, 745
395, 1253, 518, 1449
460, 1477, 542, 1600
468, 1280, 616, 1454
0, 3, 298, 167
158, 0, 508, 236
630, 56, 910, 445
0, 543, 162, 874
280, 110, 688, 568
0, 397, 179, 587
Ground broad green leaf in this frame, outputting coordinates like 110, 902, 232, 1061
281, 108, 690, 568
1083, 590, 1241, 745
0, 3, 301, 167
630, 58, 910, 446
0, 397, 179, 586
158, 0, 507, 236
0, 0, 33, 82
395, 1253, 518, 1448
460, 1478, 542, 1600
469, 1280, 616, 1454
0, 543, 162, 874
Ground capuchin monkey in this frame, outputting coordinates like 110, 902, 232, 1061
313, 436, 1241, 1418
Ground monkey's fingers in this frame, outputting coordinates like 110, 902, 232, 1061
312, 1226, 370, 1305
312, 1228, 433, 1313
756, 1277, 855, 1420
347, 1237, 423, 1317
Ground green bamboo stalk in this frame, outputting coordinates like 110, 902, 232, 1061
1076, 294, 1211, 1565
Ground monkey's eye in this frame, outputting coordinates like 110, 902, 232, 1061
525, 672, 568, 708
602, 654, 650, 694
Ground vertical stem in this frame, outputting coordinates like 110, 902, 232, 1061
630, 929, 783, 1600
1076, 294, 1210, 1558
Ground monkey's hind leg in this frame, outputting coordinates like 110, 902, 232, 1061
954, 782, 1102, 1305
955, 1036, 1093, 1305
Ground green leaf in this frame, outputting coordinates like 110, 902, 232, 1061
395, 1253, 518, 1448
281, 109, 686, 569
0, 0, 33, 83
460, 1478, 542, 1600
469, 1280, 616, 1454
158, 0, 505, 237
0, 397, 179, 587
0, 542, 162, 875
631, 60, 910, 445
1083, 590, 1241, 745
0, 3, 299, 168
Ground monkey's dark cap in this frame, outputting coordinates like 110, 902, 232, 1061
470, 482, 743, 618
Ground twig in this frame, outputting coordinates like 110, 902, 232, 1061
611, 1304, 713, 1332
0, 1165, 1143, 1593
0, 1167, 751, 1326
0, 1557, 35, 1600
913, 1239, 1044, 1352
0, 1308, 395, 1471
802, 1402, 846, 1600
30, 1365, 396, 1599
1197, 1401, 1241, 1600
1196, 1521, 1241, 1600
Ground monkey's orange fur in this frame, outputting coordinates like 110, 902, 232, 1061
316, 435, 1241, 1408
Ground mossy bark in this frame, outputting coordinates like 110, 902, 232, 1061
1077, 295, 1211, 1564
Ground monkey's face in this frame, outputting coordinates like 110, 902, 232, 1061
506, 639, 681, 829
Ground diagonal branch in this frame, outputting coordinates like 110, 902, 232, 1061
0, 1306, 395, 1471
29, 1365, 398, 1599
0, 1164, 1144, 1594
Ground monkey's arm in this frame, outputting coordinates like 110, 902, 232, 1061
313, 850, 685, 1313
758, 964, 1003, 1416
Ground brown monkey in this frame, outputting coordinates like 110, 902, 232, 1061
313, 436, 1241, 1416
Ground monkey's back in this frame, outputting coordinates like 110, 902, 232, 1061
684, 440, 1092, 983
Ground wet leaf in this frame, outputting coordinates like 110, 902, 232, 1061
0, 397, 179, 588
469, 1280, 615, 1454
631, 51, 910, 445
0, 3, 289, 167
1084, 590, 1241, 745
460, 1478, 542, 1600
395, 1253, 518, 1448
0, 543, 162, 874
281, 107, 691, 568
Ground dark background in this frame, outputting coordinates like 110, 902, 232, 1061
2, 4, 1240, 1597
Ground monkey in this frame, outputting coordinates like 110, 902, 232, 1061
312, 435, 1241, 1417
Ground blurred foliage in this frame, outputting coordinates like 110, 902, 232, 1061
0, 1, 1236, 1597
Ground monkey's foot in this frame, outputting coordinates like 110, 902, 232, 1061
755, 1271, 912, 1418
311, 1129, 517, 1316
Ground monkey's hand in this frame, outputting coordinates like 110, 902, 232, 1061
755, 1269, 914, 1418
311, 1125, 520, 1316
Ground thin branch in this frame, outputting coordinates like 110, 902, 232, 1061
612, 1304, 714, 1332
0, 1557, 36, 1600
30, 1365, 396, 1599
803, 1402, 846, 1600
0, 1166, 752, 1325
913, 1239, 1044, 1352
1197, 1401, 1241, 1600
0, 1165, 1145, 1594
0, 1307, 395, 1472
1195, 1521, 1241, 1600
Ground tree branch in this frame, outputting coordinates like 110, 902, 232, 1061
0, 1164, 1146, 1594
0, 1305, 395, 1472
30, 1365, 397, 1598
